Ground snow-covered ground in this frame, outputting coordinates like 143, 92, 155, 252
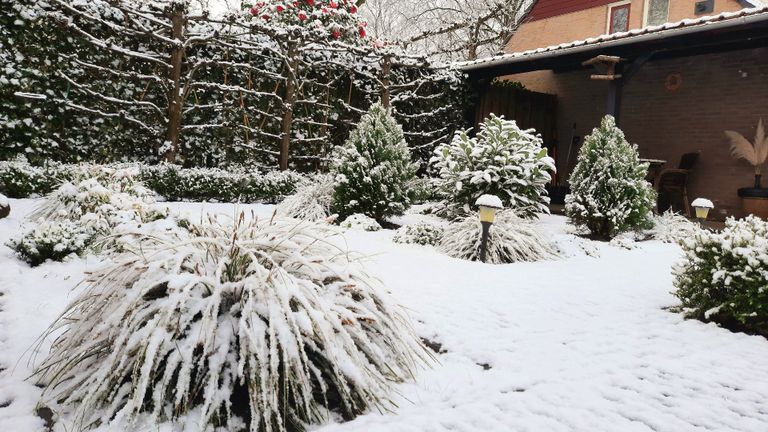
2, 199, 768, 431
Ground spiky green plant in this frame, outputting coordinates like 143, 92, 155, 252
35, 213, 429, 432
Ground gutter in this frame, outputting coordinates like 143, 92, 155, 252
459, 8, 768, 72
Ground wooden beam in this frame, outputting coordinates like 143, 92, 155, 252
590, 74, 623, 80
581, 55, 624, 66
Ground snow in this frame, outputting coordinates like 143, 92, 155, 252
2, 199, 768, 431
0, 193, 8, 207
475, 194, 503, 209
691, 198, 715, 209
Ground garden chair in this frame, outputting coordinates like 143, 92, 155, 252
655, 152, 700, 216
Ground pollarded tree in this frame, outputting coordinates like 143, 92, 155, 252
331, 102, 417, 221
565, 115, 656, 239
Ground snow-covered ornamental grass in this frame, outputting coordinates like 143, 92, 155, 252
438, 211, 559, 264
34, 214, 429, 431
674, 215, 768, 337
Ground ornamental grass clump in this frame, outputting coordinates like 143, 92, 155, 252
438, 211, 559, 264
431, 114, 555, 218
35, 214, 429, 432
276, 174, 335, 221
673, 215, 768, 337
565, 115, 656, 239
331, 103, 417, 222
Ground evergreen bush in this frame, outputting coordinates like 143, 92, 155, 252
8, 220, 94, 266
331, 103, 417, 222
392, 221, 444, 246
431, 114, 555, 218
0, 159, 308, 202
673, 215, 768, 337
565, 116, 656, 239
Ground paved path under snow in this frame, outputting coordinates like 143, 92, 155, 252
1, 201, 767, 432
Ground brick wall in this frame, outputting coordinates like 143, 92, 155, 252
502, 47, 768, 218
621, 47, 768, 218
507, 0, 745, 53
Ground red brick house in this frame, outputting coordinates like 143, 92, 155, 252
460, 2, 768, 219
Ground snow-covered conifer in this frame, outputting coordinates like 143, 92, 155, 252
332, 103, 417, 221
565, 115, 656, 239
431, 114, 555, 218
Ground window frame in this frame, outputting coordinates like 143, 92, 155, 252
642, 0, 670, 27
606, 1, 632, 34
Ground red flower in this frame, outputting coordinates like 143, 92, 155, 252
306, 0, 314, 5
293, 1, 299, 6
322, 6, 328, 13
276, 5, 284, 12
250, 6, 259, 15
358, 27, 366, 38
331, 29, 341, 38
262, 14, 270, 20
349, 5, 357, 13
298, 11, 307, 20
329, 1, 337, 8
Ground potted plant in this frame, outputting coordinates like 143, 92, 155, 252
725, 119, 768, 219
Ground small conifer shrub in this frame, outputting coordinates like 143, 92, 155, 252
332, 103, 417, 222
565, 116, 656, 239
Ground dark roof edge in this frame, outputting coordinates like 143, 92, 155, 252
458, 7, 768, 72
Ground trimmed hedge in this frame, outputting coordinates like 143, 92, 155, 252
0, 159, 308, 203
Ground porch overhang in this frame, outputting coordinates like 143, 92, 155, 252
457, 7, 768, 79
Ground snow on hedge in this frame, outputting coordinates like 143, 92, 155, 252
34, 214, 429, 431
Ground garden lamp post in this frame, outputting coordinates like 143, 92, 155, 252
691, 197, 714, 226
475, 194, 503, 263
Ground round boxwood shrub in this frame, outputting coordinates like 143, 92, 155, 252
431, 114, 555, 218
673, 215, 768, 336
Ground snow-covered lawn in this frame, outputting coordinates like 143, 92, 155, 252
2, 199, 768, 431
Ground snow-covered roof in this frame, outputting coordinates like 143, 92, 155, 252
457, 6, 768, 71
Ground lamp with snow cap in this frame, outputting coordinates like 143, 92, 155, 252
691, 197, 714, 225
475, 194, 503, 263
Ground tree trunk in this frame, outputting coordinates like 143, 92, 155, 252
164, 4, 185, 163
380, 55, 391, 109
279, 41, 299, 171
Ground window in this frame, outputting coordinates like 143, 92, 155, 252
644, 0, 669, 26
607, 2, 631, 34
